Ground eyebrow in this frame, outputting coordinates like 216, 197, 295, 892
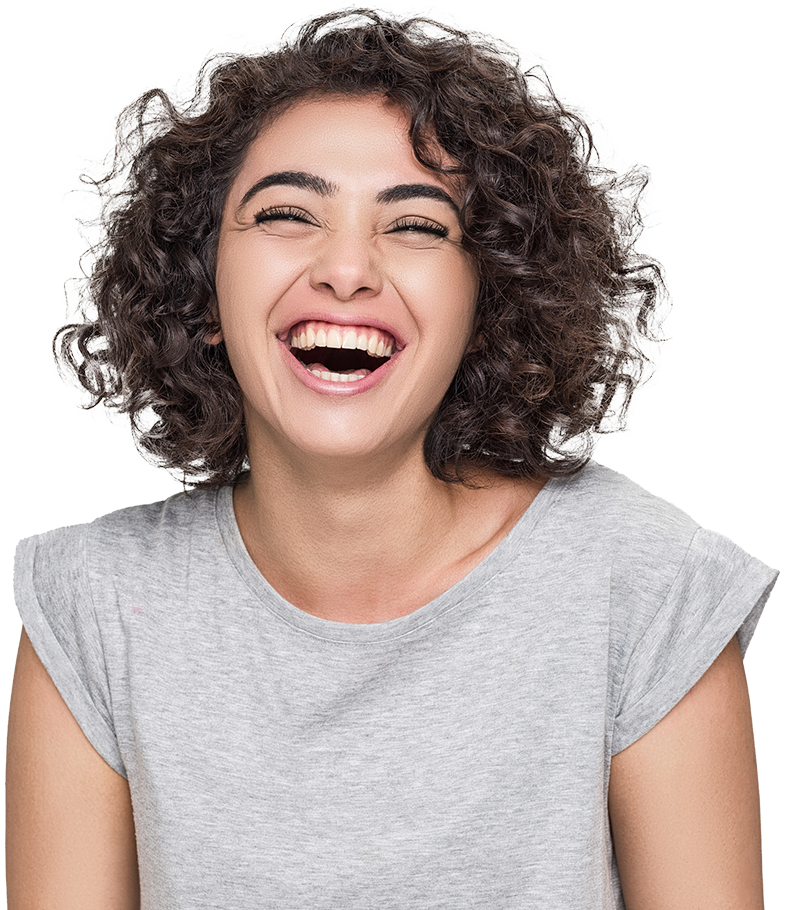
238, 171, 460, 217
376, 183, 460, 216
238, 171, 337, 209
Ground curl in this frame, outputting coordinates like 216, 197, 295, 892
55, 9, 665, 486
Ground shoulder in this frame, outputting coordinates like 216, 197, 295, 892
550, 461, 776, 667
13, 487, 229, 732
548, 461, 700, 587
560, 459, 775, 603
15, 487, 223, 609
24, 486, 219, 549
560, 465, 779, 754
90, 486, 220, 545
564, 461, 775, 598
559, 461, 698, 539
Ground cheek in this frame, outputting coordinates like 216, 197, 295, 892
395, 252, 478, 328
214, 236, 300, 331
212, 247, 266, 375
415, 260, 478, 390
215, 236, 266, 304
433, 257, 480, 346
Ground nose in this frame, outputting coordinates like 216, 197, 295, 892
308, 228, 383, 301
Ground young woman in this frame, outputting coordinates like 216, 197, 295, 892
7, 10, 777, 908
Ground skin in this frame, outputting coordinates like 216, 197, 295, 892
609, 635, 764, 908
6, 630, 140, 909
214, 96, 543, 622
6, 96, 765, 906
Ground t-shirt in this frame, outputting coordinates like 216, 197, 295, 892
13, 462, 778, 909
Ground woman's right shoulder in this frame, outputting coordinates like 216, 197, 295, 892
17, 487, 220, 569
14, 486, 225, 629
12, 486, 229, 775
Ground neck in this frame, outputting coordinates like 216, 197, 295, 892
233, 443, 543, 624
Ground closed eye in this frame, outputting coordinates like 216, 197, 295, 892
254, 206, 315, 226
389, 218, 449, 238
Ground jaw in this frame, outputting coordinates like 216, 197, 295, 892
243, 379, 438, 490
238, 313, 468, 472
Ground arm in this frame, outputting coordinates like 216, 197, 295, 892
608, 635, 763, 909
6, 628, 140, 910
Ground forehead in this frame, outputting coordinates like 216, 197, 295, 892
227, 95, 454, 202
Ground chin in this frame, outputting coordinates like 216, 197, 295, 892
293, 431, 417, 466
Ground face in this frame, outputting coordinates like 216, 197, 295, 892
215, 95, 479, 468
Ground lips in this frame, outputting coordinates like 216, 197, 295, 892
286, 320, 398, 382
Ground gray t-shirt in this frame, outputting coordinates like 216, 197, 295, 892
14, 462, 777, 909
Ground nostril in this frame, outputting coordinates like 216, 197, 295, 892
309, 250, 383, 300
313, 281, 377, 300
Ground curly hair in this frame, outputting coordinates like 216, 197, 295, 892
56, 8, 664, 487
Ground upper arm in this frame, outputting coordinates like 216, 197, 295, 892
6, 628, 140, 910
608, 635, 763, 910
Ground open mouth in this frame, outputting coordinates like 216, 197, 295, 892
288, 320, 397, 383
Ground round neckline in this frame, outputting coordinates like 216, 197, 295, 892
215, 472, 572, 644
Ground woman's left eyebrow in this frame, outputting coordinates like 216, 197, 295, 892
376, 184, 460, 216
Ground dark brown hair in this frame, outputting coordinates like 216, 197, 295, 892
56, 9, 664, 486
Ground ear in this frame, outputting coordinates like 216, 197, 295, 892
465, 315, 484, 355
205, 302, 223, 344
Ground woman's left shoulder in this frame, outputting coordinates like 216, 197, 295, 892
565, 463, 767, 581
573, 461, 774, 590
554, 464, 778, 758
542, 462, 702, 596
560, 461, 699, 544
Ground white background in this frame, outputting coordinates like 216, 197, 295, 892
2, 0, 782, 903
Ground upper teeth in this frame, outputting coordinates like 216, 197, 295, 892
289, 321, 394, 358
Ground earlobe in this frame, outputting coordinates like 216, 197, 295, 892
466, 327, 484, 355
465, 306, 483, 354
206, 305, 223, 344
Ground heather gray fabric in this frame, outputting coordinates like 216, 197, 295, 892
14, 462, 777, 909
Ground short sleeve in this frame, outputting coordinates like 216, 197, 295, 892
14, 526, 127, 777
612, 527, 778, 755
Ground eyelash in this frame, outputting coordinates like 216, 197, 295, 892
254, 206, 313, 225
253, 207, 449, 238
391, 218, 449, 238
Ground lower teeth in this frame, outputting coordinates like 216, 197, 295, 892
306, 366, 371, 382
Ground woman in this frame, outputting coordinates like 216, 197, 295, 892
7, 10, 777, 908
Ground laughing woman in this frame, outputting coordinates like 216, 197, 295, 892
7, 10, 777, 909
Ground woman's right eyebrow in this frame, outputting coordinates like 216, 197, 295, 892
238, 171, 337, 209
